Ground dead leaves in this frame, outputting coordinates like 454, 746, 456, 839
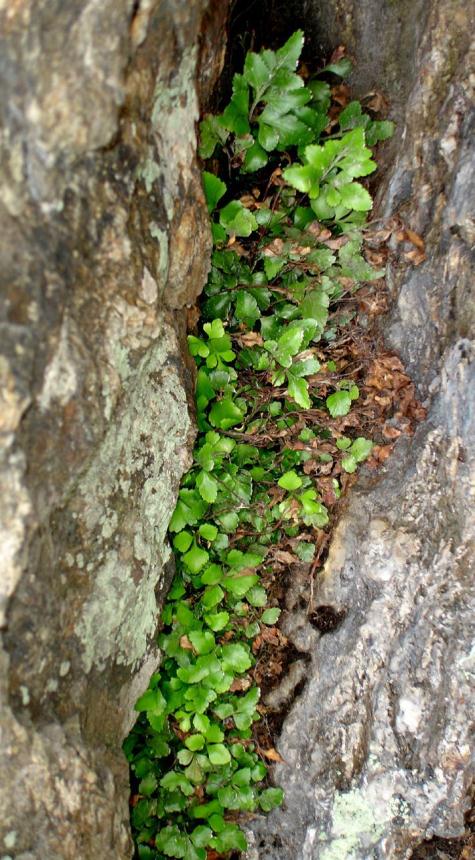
262, 237, 285, 258
367, 443, 394, 467
229, 676, 252, 692
363, 216, 426, 267
252, 626, 288, 654
331, 82, 351, 107
396, 224, 426, 266
307, 222, 332, 242
403, 227, 425, 251
235, 330, 264, 348
365, 352, 427, 435
272, 549, 299, 565
328, 44, 348, 65
261, 747, 285, 763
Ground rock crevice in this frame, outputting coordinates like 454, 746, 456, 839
245, 1, 474, 857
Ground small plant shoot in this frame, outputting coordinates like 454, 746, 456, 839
126, 30, 393, 859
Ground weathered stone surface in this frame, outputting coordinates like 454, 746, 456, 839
246, 1, 474, 857
0, 1, 227, 857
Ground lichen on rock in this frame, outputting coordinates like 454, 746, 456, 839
0, 1, 227, 857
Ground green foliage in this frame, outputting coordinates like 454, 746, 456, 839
337, 436, 373, 473
202, 171, 227, 214
127, 31, 393, 860
283, 128, 376, 225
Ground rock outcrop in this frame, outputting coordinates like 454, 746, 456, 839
0, 1, 228, 857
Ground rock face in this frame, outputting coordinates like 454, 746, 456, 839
0, 1, 228, 857
246, 1, 475, 858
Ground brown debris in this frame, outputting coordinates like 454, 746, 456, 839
261, 747, 285, 763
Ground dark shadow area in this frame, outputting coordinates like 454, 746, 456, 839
215, 0, 326, 111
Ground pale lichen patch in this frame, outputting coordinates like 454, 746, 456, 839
38, 318, 78, 412
75, 323, 193, 673
320, 783, 390, 859
151, 48, 199, 222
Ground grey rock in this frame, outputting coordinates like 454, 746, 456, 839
0, 1, 227, 857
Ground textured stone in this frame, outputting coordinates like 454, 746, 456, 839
246, 1, 474, 857
0, 1, 228, 857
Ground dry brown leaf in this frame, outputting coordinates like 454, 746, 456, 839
395, 225, 426, 266
338, 276, 355, 289
364, 247, 388, 267
230, 241, 249, 257
331, 83, 350, 106
237, 331, 264, 347
229, 677, 252, 692
364, 225, 394, 245
298, 62, 311, 80
364, 90, 389, 113
291, 243, 312, 255
324, 236, 348, 250
262, 747, 285, 763
286, 497, 302, 521
186, 304, 200, 332
374, 444, 394, 461
367, 444, 394, 468
316, 460, 334, 476
262, 626, 287, 645
318, 477, 338, 507
329, 44, 347, 63
273, 549, 298, 565
180, 635, 193, 650
382, 424, 402, 440
252, 635, 263, 653
262, 237, 284, 257
307, 222, 332, 241
410, 401, 428, 421
259, 628, 280, 646
404, 247, 426, 266
269, 167, 284, 186
357, 291, 389, 316
404, 227, 425, 251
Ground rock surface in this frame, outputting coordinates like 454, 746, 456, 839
0, 1, 228, 857
246, 0, 474, 857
